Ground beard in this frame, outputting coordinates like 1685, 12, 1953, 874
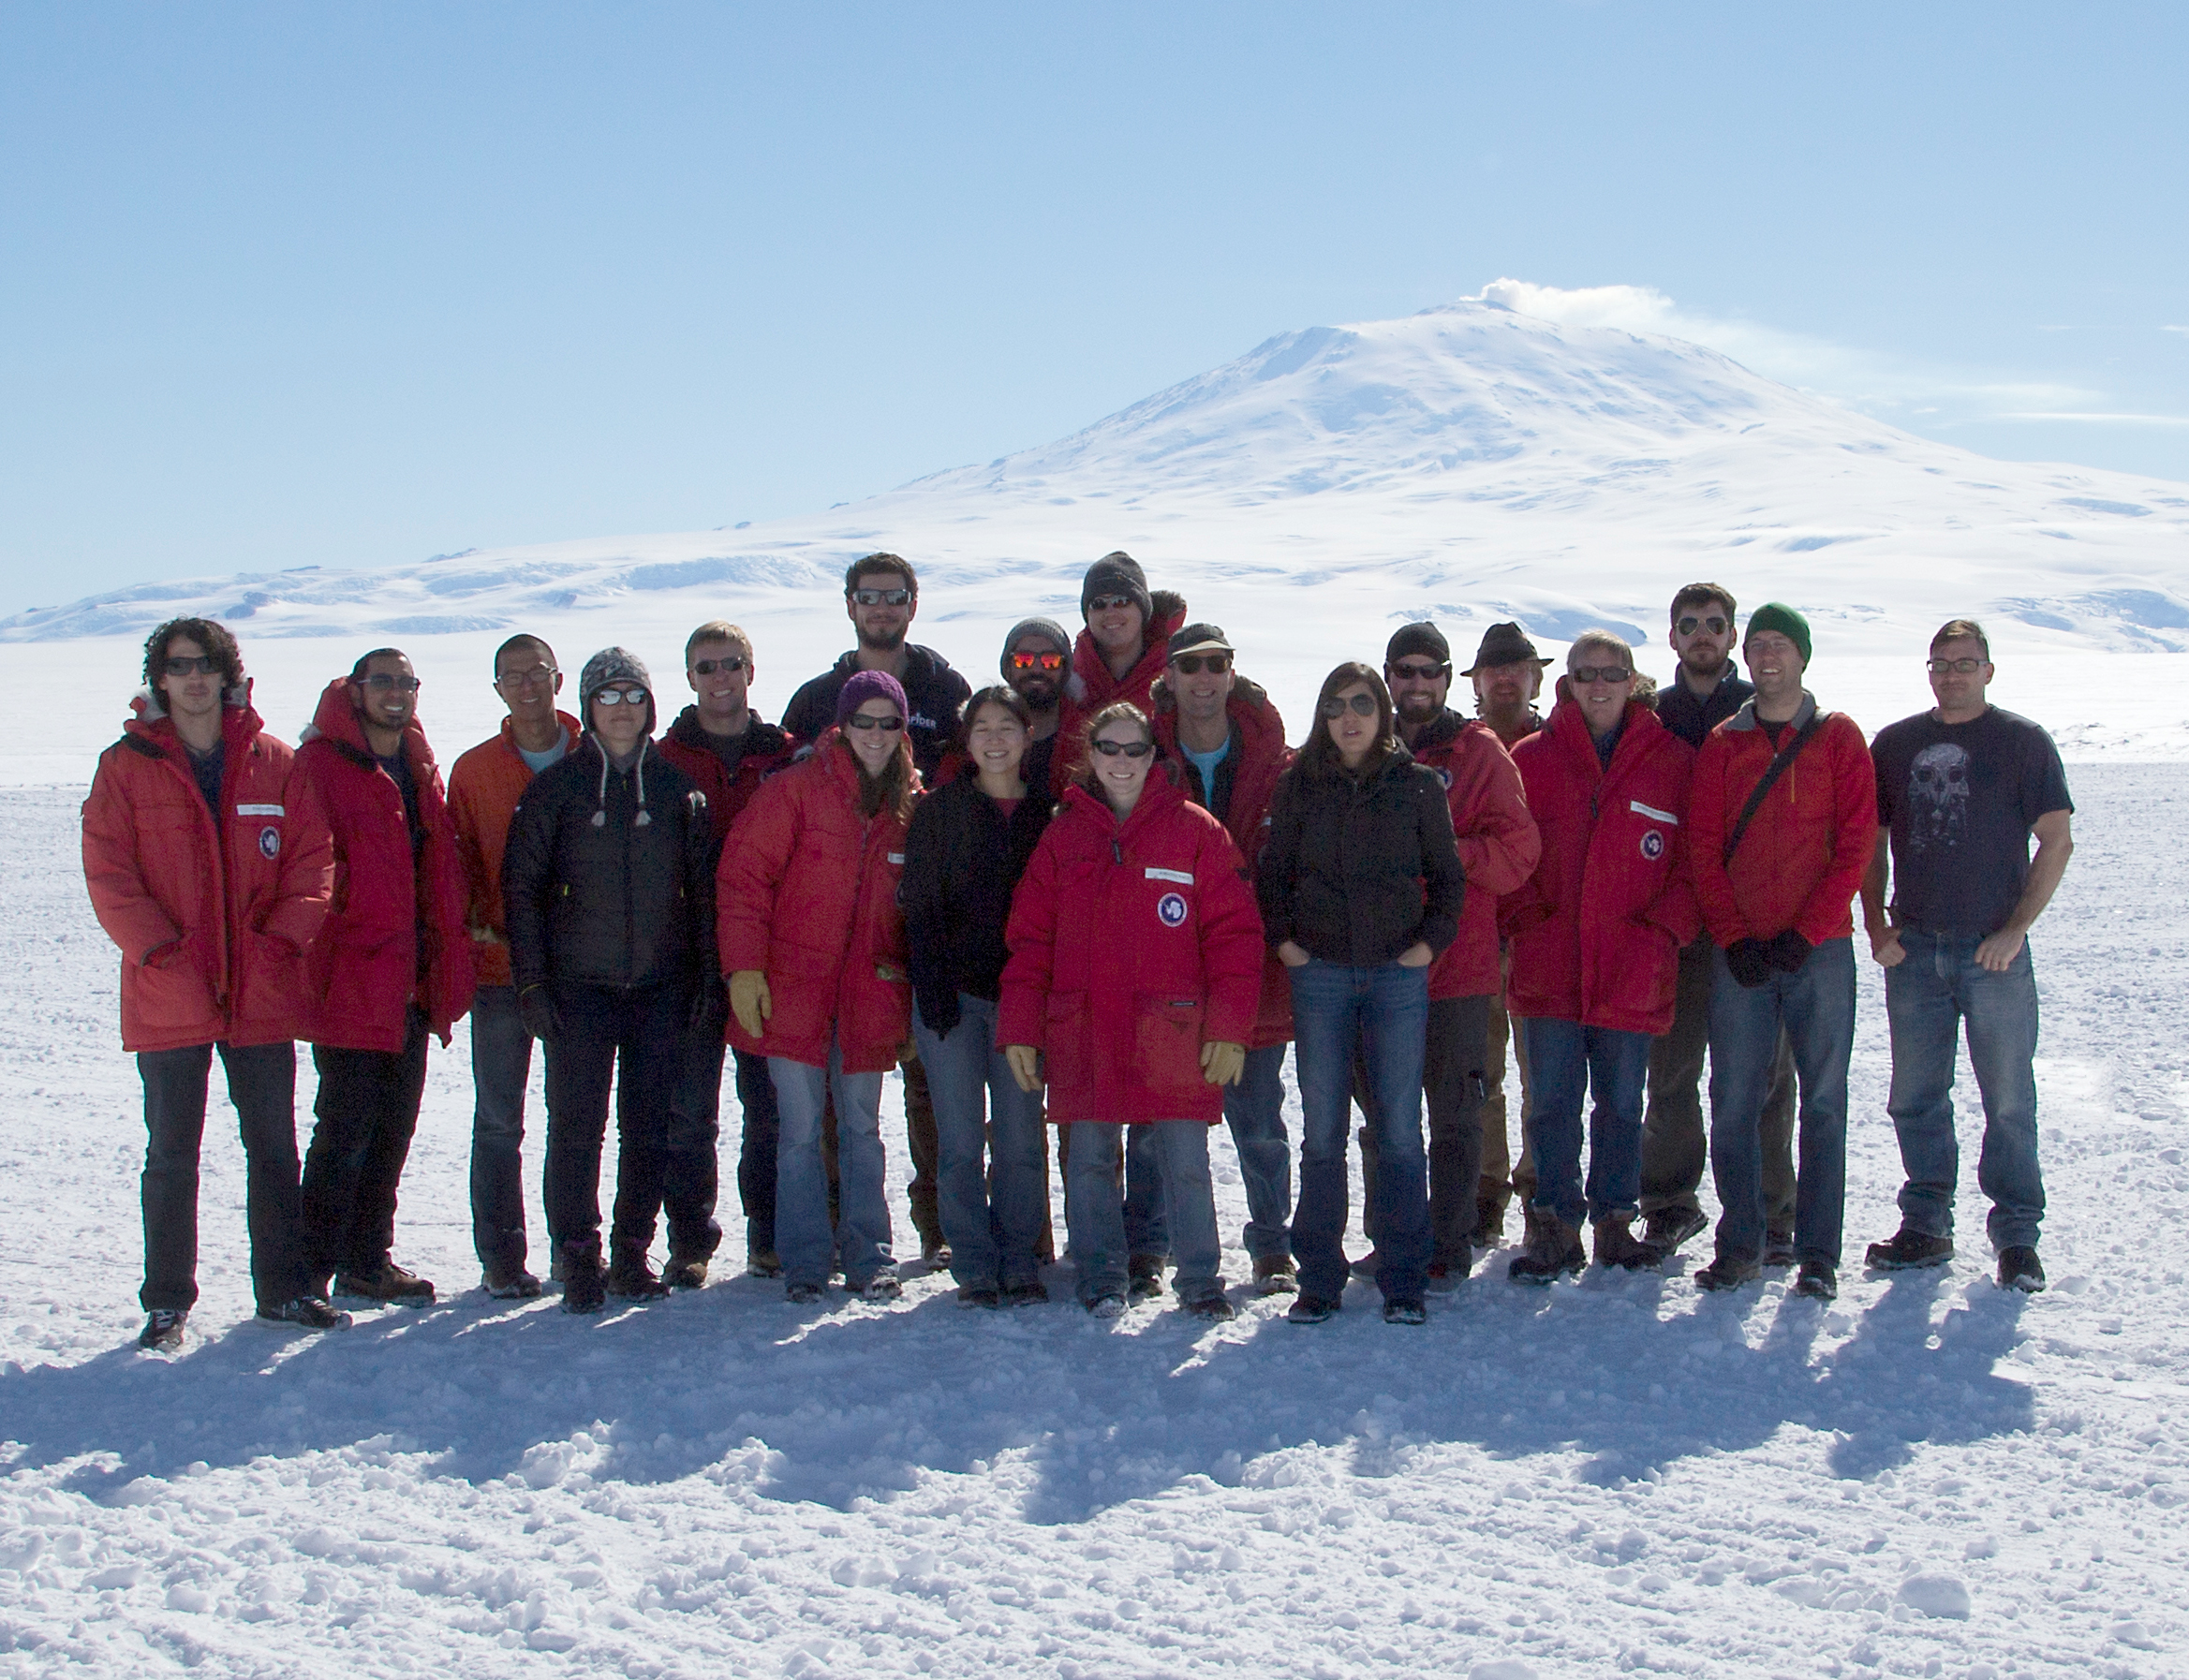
1013, 677, 1060, 711
1396, 690, 1441, 719
1681, 645, 1730, 680
857, 623, 908, 654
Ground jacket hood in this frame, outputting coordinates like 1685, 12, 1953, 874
1543, 692, 1673, 768
1058, 767, 1188, 835
1064, 591, 1189, 708
302, 675, 438, 772
126, 679, 261, 743
1723, 690, 1819, 733
1410, 705, 1477, 754
579, 732, 666, 829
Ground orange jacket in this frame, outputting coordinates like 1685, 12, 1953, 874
448, 711, 581, 989
1408, 710, 1541, 999
82, 687, 335, 1053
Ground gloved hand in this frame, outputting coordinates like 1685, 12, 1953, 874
1004, 1044, 1043, 1093
517, 983, 562, 1042
1200, 1039, 1247, 1085
1724, 939, 1773, 990
729, 970, 772, 1039
688, 973, 729, 1036
1763, 928, 1812, 973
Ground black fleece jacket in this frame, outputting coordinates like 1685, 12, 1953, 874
900, 771, 1055, 1036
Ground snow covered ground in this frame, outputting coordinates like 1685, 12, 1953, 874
3, 761, 2185, 1680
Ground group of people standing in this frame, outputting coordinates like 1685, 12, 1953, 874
83, 549, 2074, 1351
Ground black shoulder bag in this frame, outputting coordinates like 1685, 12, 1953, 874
1721, 715, 1824, 866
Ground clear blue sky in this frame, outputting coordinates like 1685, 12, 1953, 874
4, 2, 2184, 612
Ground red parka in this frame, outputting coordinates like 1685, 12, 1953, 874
1408, 709, 1542, 1000
998, 776, 1265, 1126
1050, 591, 1189, 792
1501, 695, 1699, 1036
1151, 674, 1295, 1050
447, 710, 581, 989
1688, 693, 1877, 949
82, 687, 336, 1054
293, 679, 476, 1051
717, 730, 920, 1073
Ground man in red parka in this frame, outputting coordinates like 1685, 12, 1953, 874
1501, 631, 1698, 1282
83, 618, 348, 1350
1050, 551, 1190, 795
294, 647, 476, 1307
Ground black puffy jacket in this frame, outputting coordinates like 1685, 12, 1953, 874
1256, 743, 1465, 967
900, 769, 1055, 1035
501, 737, 717, 994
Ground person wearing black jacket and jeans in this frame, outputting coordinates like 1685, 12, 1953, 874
1259, 663, 1465, 1324
501, 648, 721, 1314
902, 686, 1056, 1307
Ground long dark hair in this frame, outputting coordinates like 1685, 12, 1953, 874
1074, 701, 1154, 799
948, 685, 1034, 761
1297, 662, 1396, 779
839, 728, 917, 823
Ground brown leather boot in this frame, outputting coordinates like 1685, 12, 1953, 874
1591, 1214, 1658, 1272
1506, 1216, 1585, 1284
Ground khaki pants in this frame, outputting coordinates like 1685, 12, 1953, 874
1477, 964, 1536, 1221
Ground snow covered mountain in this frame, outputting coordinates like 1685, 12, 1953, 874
8, 297, 2188, 657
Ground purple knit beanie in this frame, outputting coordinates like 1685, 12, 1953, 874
835, 669, 910, 730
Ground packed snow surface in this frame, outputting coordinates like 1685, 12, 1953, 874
3, 765, 2186, 1678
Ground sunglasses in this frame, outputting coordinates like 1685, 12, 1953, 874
1927, 657, 1986, 674
1009, 651, 1066, 672
1171, 654, 1230, 674
593, 687, 648, 706
1388, 660, 1448, 681
1677, 615, 1730, 637
1090, 738, 1154, 758
495, 664, 557, 690
162, 656, 219, 677
851, 588, 912, 607
691, 656, 747, 677
1087, 594, 1136, 613
846, 714, 904, 732
359, 673, 422, 693
1571, 665, 1634, 685
1320, 693, 1379, 718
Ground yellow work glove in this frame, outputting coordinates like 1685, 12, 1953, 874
729, 970, 772, 1039
1200, 1039, 1247, 1085
1003, 1044, 1043, 1093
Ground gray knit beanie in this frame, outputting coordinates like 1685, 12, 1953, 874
1080, 551, 1153, 625
1000, 616, 1072, 674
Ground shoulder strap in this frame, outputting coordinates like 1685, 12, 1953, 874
117, 732, 166, 760
1722, 715, 1824, 866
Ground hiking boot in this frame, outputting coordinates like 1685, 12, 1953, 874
259, 1296, 351, 1332
1763, 1230, 1797, 1268
1639, 1204, 1708, 1261
1591, 1215, 1658, 1273
138, 1308, 187, 1351
854, 1273, 903, 1304
1865, 1227, 1955, 1272
1252, 1254, 1298, 1296
335, 1260, 436, 1306
482, 1265, 542, 1300
562, 1255, 608, 1315
1791, 1260, 1838, 1300
1475, 1198, 1506, 1248
606, 1253, 671, 1302
1694, 1254, 1762, 1293
1004, 1281, 1050, 1307
955, 1285, 1001, 1309
747, 1249, 783, 1279
785, 1280, 825, 1305
1383, 1298, 1427, 1326
1997, 1245, 2047, 1293
1127, 1254, 1167, 1304
662, 1254, 709, 1291
1286, 1294, 1340, 1324
1185, 1293, 1237, 1323
1507, 1216, 1586, 1285
1087, 1292, 1127, 1319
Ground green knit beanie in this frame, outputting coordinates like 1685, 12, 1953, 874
1745, 602, 1812, 665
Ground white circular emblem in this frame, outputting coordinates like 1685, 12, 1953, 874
259, 826, 281, 860
1435, 766, 1454, 790
1157, 892, 1189, 927
1640, 830, 1664, 862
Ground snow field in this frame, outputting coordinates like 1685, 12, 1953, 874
1, 767, 2185, 1679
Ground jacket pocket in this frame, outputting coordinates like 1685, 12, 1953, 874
1043, 991, 1093, 1094
1133, 995, 1205, 1092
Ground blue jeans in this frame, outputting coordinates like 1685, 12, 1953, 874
1520, 1017, 1653, 1230
1065, 1121, 1222, 1305
771, 1044, 892, 1289
1289, 959, 1430, 1304
1885, 930, 2045, 1251
1707, 936, 1856, 1267
1123, 1045, 1293, 1263
913, 994, 1049, 1290
468, 985, 534, 1275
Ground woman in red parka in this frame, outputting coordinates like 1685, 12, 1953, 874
1501, 631, 1698, 1282
718, 671, 922, 1304
998, 701, 1265, 1320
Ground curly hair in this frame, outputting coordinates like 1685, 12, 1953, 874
143, 617, 243, 693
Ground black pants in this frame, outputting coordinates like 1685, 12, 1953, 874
1356, 993, 1495, 1267
302, 1008, 431, 1287
633, 1023, 752, 1263
541, 981, 685, 1262
138, 1040, 303, 1312
732, 1046, 780, 1256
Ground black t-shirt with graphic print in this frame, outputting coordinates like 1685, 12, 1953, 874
1871, 705, 2072, 936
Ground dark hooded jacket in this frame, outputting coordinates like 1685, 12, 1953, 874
780, 646, 970, 782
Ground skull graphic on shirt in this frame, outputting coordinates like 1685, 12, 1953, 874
1907, 742, 1971, 852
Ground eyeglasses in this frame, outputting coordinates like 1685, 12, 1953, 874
1009, 651, 1066, 672
359, 673, 422, 693
162, 656, 218, 677
1320, 693, 1379, 718
1571, 666, 1634, 685
1090, 738, 1154, 758
851, 588, 912, 607
1087, 594, 1136, 613
1927, 656, 1986, 674
1388, 660, 1448, 682
691, 656, 747, 677
846, 714, 904, 732
1171, 654, 1230, 675
495, 664, 556, 690
1676, 615, 1730, 637
593, 687, 648, 706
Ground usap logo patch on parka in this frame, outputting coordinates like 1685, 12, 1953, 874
259, 826, 281, 860
1157, 892, 1189, 928
1640, 830, 1664, 862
